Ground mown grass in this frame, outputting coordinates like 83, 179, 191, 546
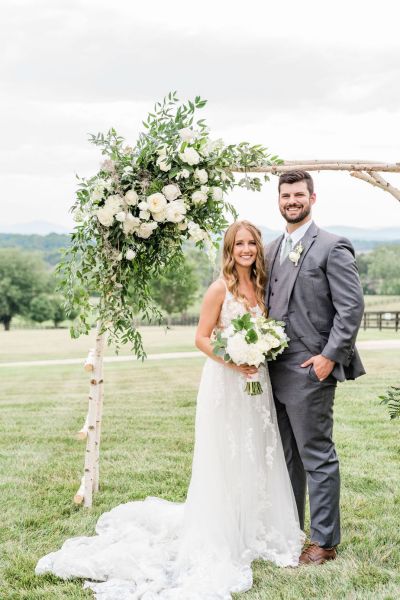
0, 325, 399, 364
0, 346, 399, 598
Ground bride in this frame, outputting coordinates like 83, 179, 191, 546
36, 220, 305, 599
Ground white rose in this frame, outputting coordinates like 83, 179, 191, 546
138, 200, 149, 211
96, 207, 114, 227
179, 147, 200, 166
201, 185, 209, 194
124, 189, 139, 206
105, 195, 124, 214
188, 222, 206, 242
153, 209, 167, 222
212, 187, 223, 201
147, 192, 167, 214
162, 184, 181, 201
194, 168, 208, 184
156, 155, 171, 171
137, 221, 158, 239
226, 333, 248, 364
192, 190, 208, 205
126, 249, 136, 260
166, 201, 186, 223
115, 211, 126, 222
176, 169, 190, 180
122, 214, 140, 234
139, 210, 150, 220
179, 127, 195, 142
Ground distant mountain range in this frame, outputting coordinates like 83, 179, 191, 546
0, 221, 399, 252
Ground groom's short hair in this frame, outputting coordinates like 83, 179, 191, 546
278, 170, 314, 195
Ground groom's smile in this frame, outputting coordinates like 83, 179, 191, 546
278, 181, 316, 225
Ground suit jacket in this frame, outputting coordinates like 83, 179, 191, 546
265, 222, 366, 382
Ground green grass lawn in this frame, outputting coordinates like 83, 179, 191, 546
1, 346, 399, 599
0, 326, 399, 364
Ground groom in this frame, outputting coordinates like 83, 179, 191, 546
265, 170, 365, 565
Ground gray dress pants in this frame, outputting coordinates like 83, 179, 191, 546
268, 349, 341, 548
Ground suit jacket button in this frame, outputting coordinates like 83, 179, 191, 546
271, 292, 274, 296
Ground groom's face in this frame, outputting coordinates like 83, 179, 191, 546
279, 181, 316, 224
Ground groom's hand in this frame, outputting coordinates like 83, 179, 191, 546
301, 354, 335, 381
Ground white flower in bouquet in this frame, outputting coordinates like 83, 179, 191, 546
226, 332, 248, 364
124, 189, 139, 206
122, 214, 140, 234
137, 221, 158, 239
179, 127, 195, 142
178, 220, 188, 231
126, 249, 136, 260
157, 145, 167, 156
200, 185, 209, 194
147, 192, 167, 214
194, 168, 208, 184
90, 184, 105, 203
212, 187, 223, 201
162, 184, 181, 201
152, 209, 167, 222
96, 207, 114, 227
105, 194, 124, 214
176, 169, 190, 180
156, 155, 171, 172
192, 190, 208, 205
166, 200, 186, 223
179, 146, 200, 166
139, 210, 151, 220
115, 211, 126, 222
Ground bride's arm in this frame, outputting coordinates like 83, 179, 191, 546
195, 280, 257, 375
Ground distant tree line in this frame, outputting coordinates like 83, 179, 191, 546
356, 245, 400, 295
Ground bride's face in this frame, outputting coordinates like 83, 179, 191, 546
232, 227, 257, 268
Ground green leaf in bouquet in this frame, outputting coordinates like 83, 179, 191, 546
245, 328, 258, 344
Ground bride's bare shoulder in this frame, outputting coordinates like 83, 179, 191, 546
202, 279, 226, 304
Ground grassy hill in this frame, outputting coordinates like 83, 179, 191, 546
0, 233, 70, 266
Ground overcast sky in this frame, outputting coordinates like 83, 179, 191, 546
1, 0, 400, 232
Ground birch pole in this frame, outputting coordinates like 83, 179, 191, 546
231, 160, 400, 202
74, 323, 106, 508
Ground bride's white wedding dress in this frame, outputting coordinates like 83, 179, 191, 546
36, 283, 305, 599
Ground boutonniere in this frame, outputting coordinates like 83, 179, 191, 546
288, 242, 304, 266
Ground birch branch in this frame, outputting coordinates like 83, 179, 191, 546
230, 161, 400, 173
76, 413, 89, 440
74, 476, 85, 505
350, 171, 400, 202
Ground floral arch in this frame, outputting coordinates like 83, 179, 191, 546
59, 93, 400, 507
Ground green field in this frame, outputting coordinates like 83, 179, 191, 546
0, 329, 399, 599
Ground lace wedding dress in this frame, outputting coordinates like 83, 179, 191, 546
36, 283, 305, 599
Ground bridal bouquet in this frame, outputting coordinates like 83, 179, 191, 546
212, 312, 289, 395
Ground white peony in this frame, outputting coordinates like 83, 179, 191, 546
212, 187, 223, 201
115, 211, 126, 222
166, 201, 186, 223
96, 207, 114, 227
147, 193, 167, 214
162, 184, 181, 201
126, 249, 136, 260
192, 190, 208, 205
226, 333, 248, 364
176, 169, 190, 180
105, 195, 124, 214
124, 189, 139, 206
179, 146, 200, 166
122, 214, 140, 234
194, 168, 208, 184
153, 209, 167, 222
156, 155, 171, 172
137, 221, 158, 239
179, 127, 195, 142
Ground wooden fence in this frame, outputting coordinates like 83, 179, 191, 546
362, 312, 400, 331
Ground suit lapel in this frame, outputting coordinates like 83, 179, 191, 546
266, 235, 284, 302
286, 222, 319, 303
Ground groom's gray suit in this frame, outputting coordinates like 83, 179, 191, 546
265, 221, 365, 548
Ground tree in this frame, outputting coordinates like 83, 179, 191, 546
367, 246, 400, 295
149, 257, 198, 322
30, 293, 77, 328
0, 249, 48, 330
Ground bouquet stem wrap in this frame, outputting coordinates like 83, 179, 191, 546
245, 371, 263, 396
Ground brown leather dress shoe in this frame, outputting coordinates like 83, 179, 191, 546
299, 543, 337, 565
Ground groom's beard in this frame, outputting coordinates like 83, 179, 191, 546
280, 203, 311, 224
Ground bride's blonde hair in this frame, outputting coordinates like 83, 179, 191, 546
222, 220, 267, 313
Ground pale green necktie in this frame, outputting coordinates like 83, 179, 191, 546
280, 235, 293, 264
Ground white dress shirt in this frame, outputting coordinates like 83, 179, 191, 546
280, 219, 314, 261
